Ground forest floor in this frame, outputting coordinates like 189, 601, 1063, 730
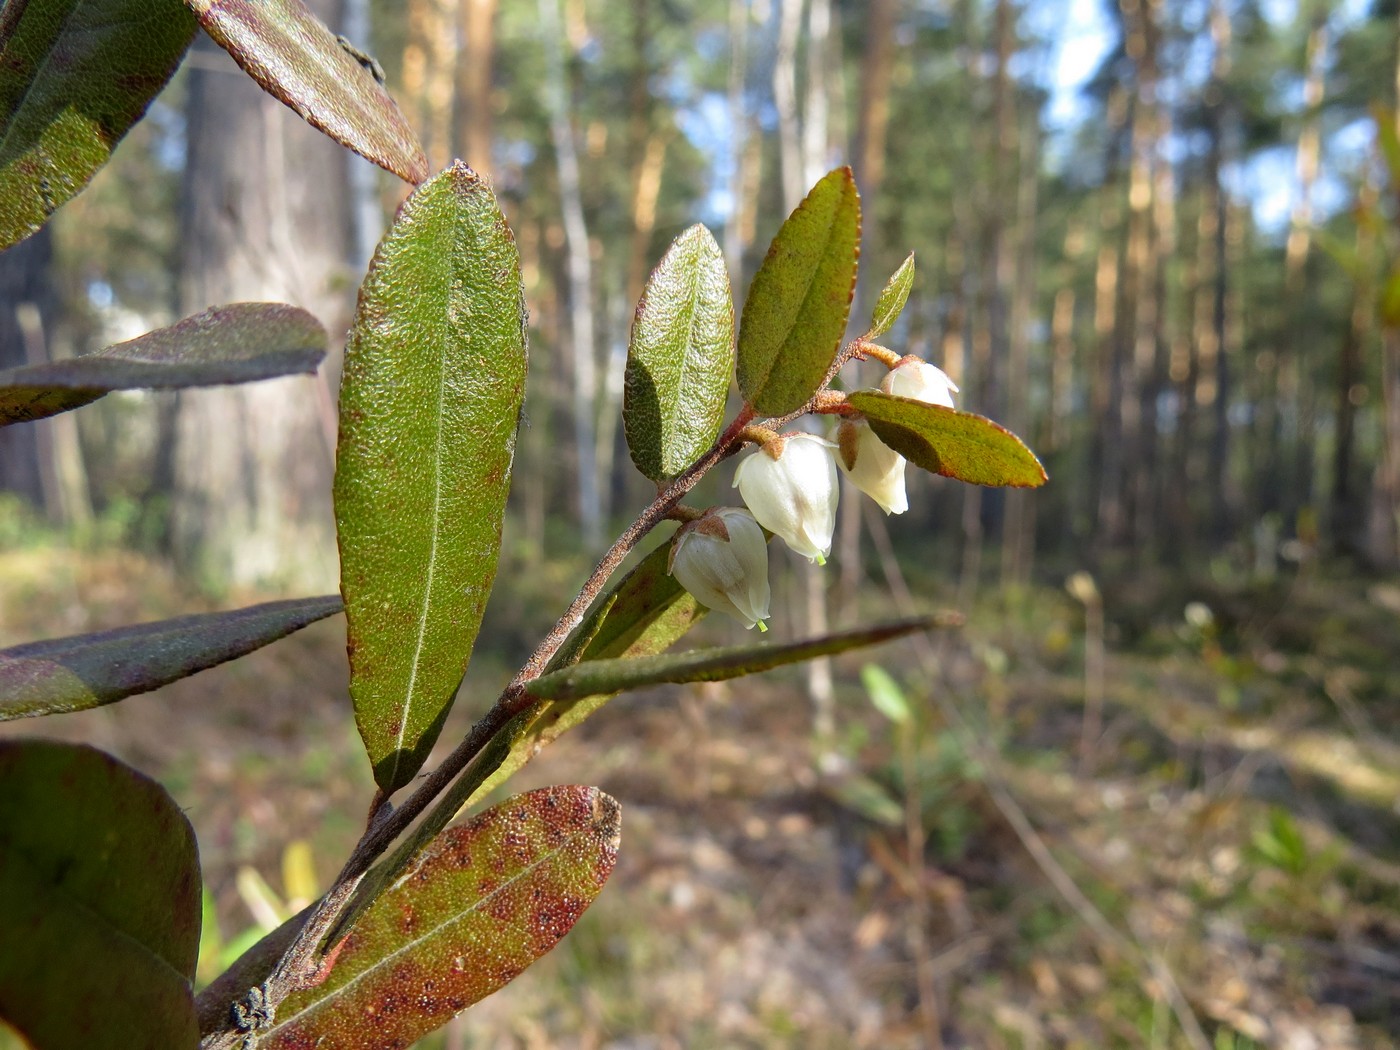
2, 521, 1399, 1049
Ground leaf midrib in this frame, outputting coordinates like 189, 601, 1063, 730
261, 815, 607, 1039
388, 203, 458, 786
670, 239, 714, 467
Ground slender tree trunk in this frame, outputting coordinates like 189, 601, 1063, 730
171, 15, 352, 591
799, 0, 835, 746
539, 0, 601, 548
1144, 96, 1176, 546
800, 0, 830, 189
456, 0, 498, 170
1373, 326, 1400, 567
1367, 18, 1400, 566
960, 0, 1014, 599
1000, 116, 1039, 587
403, 0, 457, 170
344, 0, 384, 274
837, 0, 898, 610
1286, 9, 1328, 525
1114, 0, 1165, 550
1089, 175, 1123, 554
723, 0, 752, 283
851, 0, 896, 207
772, 0, 804, 212
1205, 0, 1233, 543
0, 229, 57, 513
1332, 181, 1375, 557
596, 0, 666, 530
1048, 282, 1075, 454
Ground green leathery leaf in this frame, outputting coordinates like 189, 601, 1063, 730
340, 541, 708, 922
847, 390, 1048, 488
0, 595, 341, 721
527, 615, 959, 703
624, 224, 735, 481
0, 740, 201, 1050
185, 0, 427, 183
736, 167, 860, 416
262, 786, 620, 1050
335, 162, 528, 794
478, 539, 709, 792
0, 0, 196, 249
0, 302, 327, 426
866, 252, 915, 339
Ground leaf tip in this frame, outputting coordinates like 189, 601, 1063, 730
590, 789, 622, 852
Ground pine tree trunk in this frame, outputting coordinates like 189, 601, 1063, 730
456, 0, 498, 170
1205, 0, 1232, 543
0, 229, 56, 513
403, 0, 457, 170
170, 15, 353, 591
539, 0, 601, 548
1000, 117, 1039, 587
1088, 178, 1123, 554
837, 0, 897, 610
1286, 10, 1328, 525
772, 0, 804, 213
722, 0, 753, 283
1331, 182, 1375, 557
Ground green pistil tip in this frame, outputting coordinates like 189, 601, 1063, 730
757, 620, 769, 633
815, 554, 827, 566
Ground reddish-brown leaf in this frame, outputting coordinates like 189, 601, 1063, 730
262, 786, 620, 1049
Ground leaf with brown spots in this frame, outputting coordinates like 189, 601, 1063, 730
0, 740, 201, 1049
261, 786, 620, 1049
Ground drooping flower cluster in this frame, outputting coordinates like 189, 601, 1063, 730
670, 355, 959, 628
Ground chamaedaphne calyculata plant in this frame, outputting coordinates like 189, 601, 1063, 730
0, 2, 1046, 1046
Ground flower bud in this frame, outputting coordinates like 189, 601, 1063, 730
881, 358, 958, 408
837, 419, 908, 515
668, 507, 772, 630
733, 433, 839, 563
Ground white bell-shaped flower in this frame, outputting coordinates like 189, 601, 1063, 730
733, 433, 839, 563
837, 419, 908, 515
881, 358, 958, 408
668, 507, 772, 630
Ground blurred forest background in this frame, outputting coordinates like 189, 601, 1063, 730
3, 0, 1400, 1046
